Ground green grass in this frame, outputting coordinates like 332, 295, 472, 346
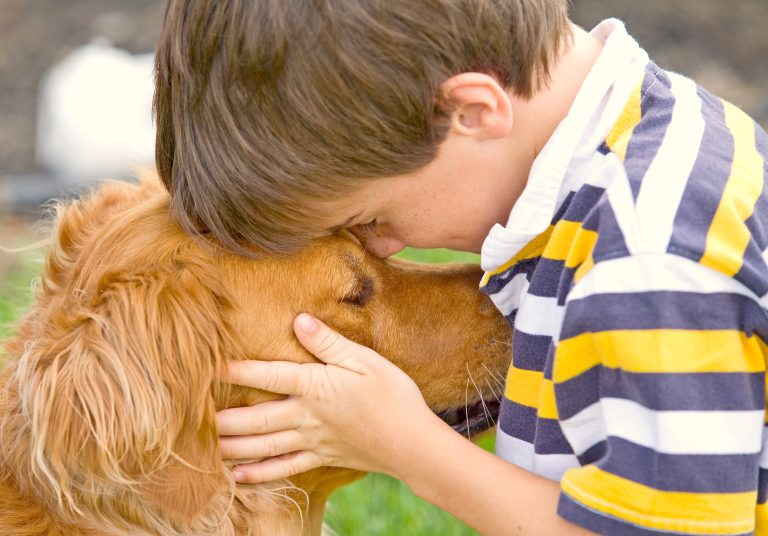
0, 247, 42, 342
0, 245, 489, 535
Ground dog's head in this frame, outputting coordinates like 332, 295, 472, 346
1, 177, 510, 535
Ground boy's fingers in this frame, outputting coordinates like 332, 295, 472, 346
223, 360, 309, 395
216, 399, 302, 436
219, 430, 306, 461
293, 313, 370, 371
232, 451, 323, 484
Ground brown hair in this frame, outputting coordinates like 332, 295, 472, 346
154, 0, 571, 255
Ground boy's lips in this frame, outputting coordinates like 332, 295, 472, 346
435, 398, 501, 438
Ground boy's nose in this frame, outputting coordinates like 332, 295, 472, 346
348, 225, 406, 258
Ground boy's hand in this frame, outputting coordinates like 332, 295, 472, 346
216, 313, 439, 483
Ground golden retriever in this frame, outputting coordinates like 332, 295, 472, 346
0, 177, 511, 535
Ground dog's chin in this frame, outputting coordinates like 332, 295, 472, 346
435, 399, 501, 438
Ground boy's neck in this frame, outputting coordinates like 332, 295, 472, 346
509, 23, 605, 161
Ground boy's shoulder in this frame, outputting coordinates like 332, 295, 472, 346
575, 63, 768, 293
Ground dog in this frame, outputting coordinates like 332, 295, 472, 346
0, 177, 511, 535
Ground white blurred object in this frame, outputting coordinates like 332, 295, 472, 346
36, 41, 155, 184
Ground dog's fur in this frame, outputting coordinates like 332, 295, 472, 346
0, 178, 511, 535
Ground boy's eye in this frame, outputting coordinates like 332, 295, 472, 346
356, 219, 378, 233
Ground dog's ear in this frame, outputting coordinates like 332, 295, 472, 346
18, 254, 235, 526
43, 178, 164, 298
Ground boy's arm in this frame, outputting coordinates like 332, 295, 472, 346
395, 413, 596, 536
217, 314, 595, 535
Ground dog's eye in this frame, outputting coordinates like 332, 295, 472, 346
341, 276, 374, 307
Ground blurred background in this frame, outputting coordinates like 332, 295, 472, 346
1, 1, 767, 534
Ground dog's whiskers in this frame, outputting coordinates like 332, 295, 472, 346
467, 364, 494, 429
481, 362, 506, 393
484, 377, 501, 404
464, 375, 471, 441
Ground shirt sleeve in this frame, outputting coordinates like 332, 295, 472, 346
551, 251, 768, 536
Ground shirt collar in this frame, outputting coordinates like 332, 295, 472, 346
480, 19, 647, 273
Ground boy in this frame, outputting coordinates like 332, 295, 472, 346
155, 1, 768, 534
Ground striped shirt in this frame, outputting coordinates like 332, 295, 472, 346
480, 19, 768, 535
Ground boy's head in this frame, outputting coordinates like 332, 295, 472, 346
154, 0, 571, 256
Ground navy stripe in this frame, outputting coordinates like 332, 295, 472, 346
498, 398, 536, 442
554, 365, 600, 421
624, 64, 675, 200
589, 198, 630, 261
542, 344, 555, 381
502, 309, 516, 330
560, 291, 766, 340
552, 190, 576, 224
532, 416, 574, 455
577, 439, 607, 466
556, 265, 577, 305
556, 368, 764, 421
481, 257, 536, 295
743, 122, 768, 253
599, 369, 765, 411
560, 184, 605, 224
669, 85, 732, 261
598, 436, 760, 493
527, 257, 564, 298
511, 330, 551, 372
758, 466, 768, 504
734, 242, 768, 297
558, 492, 753, 536
499, 400, 573, 455
734, 120, 768, 296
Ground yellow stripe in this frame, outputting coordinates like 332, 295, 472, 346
605, 79, 643, 160
756, 501, 768, 536
564, 227, 599, 269
536, 377, 558, 420
554, 329, 767, 383
480, 225, 554, 287
542, 220, 582, 261
700, 100, 765, 276
562, 465, 756, 534
504, 366, 542, 408
573, 254, 594, 284
503, 366, 558, 419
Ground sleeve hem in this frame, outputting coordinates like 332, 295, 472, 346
557, 493, 753, 536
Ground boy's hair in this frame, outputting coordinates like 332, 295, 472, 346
154, 0, 571, 255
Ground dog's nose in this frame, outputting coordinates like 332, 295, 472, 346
348, 225, 406, 258
366, 237, 407, 258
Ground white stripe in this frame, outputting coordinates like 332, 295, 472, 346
487, 272, 529, 317
563, 398, 764, 456
567, 252, 760, 303
515, 294, 565, 338
758, 426, 768, 469
559, 402, 607, 456
761, 246, 768, 301
495, 427, 579, 481
635, 73, 705, 252
604, 155, 643, 254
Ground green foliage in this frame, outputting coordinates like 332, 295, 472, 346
326, 434, 494, 535
0, 249, 41, 347
395, 248, 480, 265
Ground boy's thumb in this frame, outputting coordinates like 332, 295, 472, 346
293, 313, 368, 369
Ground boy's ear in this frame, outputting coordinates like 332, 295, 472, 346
440, 73, 514, 139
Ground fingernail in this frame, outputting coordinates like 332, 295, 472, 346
232, 469, 246, 482
297, 313, 317, 334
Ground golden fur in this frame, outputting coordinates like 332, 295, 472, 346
0, 177, 510, 535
